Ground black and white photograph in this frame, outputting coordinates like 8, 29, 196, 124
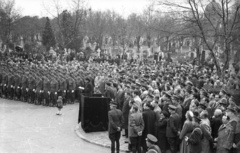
0, 0, 240, 153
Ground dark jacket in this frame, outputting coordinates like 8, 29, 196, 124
211, 115, 222, 139
166, 112, 181, 138
128, 111, 145, 137
36, 78, 43, 91
104, 88, 115, 100
108, 109, 123, 134
84, 82, 93, 97
142, 109, 156, 138
155, 117, 168, 152
115, 90, 125, 110
122, 95, 131, 129
188, 127, 202, 153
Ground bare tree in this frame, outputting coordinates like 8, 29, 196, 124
0, 0, 20, 48
43, 0, 88, 49
157, 0, 240, 75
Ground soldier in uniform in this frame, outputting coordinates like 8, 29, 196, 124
0, 68, 3, 97
74, 75, 80, 102
50, 78, 58, 106
145, 134, 161, 153
14, 73, 21, 100
28, 73, 36, 103
7, 72, 14, 100
21, 73, 28, 102
66, 77, 70, 104
43, 76, 50, 106
2, 71, 8, 98
68, 77, 76, 104
59, 77, 67, 105
35, 75, 43, 105
84, 77, 94, 97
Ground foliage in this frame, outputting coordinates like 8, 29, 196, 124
42, 17, 56, 50
13, 16, 46, 43
61, 10, 74, 48
0, 0, 20, 47
4, 0, 240, 69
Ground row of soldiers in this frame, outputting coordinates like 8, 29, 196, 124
0, 62, 95, 106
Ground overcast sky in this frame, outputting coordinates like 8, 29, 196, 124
15, 0, 152, 18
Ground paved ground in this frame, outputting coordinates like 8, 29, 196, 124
75, 124, 129, 152
0, 98, 110, 153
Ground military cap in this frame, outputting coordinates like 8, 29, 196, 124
162, 110, 170, 118
220, 88, 227, 95
148, 93, 154, 98
201, 88, 207, 93
219, 98, 228, 105
226, 105, 236, 113
163, 91, 172, 98
110, 100, 118, 106
199, 102, 207, 109
146, 134, 158, 144
192, 87, 199, 93
85, 77, 91, 82
168, 104, 177, 110
186, 81, 193, 86
136, 82, 141, 86
186, 86, 192, 93
172, 95, 180, 101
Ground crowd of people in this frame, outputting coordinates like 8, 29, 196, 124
104, 61, 240, 153
0, 49, 240, 153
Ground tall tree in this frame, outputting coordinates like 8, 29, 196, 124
159, 0, 240, 75
42, 17, 56, 50
61, 10, 74, 48
0, 0, 20, 48
44, 0, 88, 50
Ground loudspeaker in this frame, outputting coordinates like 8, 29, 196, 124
80, 96, 111, 133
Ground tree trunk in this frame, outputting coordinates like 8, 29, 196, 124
209, 49, 221, 75
222, 43, 231, 77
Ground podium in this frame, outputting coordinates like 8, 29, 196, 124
78, 94, 111, 133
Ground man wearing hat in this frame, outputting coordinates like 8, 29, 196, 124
128, 104, 145, 153
28, 74, 36, 104
13, 73, 21, 101
104, 82, 115, 100
35, 76, 43, 105
68, 77, 76, 104
83, 77, 93, 97
142, 103, 156, 152
172, 95, 183, 122
20, 73, 28, 102
143, 93, 154, 105
108, 100, 123, 153
115, 84, 125, 110
219, 89, 228, 105
122, 90, 131, 139
146, 134, 161, 153
198, 101, 207, 113
216, 105, 237, 153
166, 104, 181, 153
